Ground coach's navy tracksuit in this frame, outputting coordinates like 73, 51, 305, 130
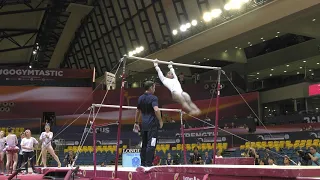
137, 92, 159, 167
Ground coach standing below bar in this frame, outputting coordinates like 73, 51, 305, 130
134, 81, 163, 167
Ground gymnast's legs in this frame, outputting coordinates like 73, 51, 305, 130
181, 92, 201, 115
172, 91, 200, 115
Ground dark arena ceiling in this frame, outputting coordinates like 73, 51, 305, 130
0, 0, 320, 84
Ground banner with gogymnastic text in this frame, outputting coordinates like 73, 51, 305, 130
0, 68, 93, 80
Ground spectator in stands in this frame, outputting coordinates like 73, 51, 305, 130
166, 152, 173, 165
283, 155, 291, 166
216, 151, 223, 158
21, 129, 38, 174
64, 151, 75, 167
17, 132, 25, 169
259, 159, 265, 165
190, 147, 202, 164
134, 81, 163, 167
152, 151, 161, 166
308, 145, 320, 166
40, 123, 61, 168
247, 148, 259, 165
4, 127, 19, 175
178, 72, 185, 84
204, 152, 211, 165
173, 153, 180, 165
267, 157, 276, 165
0, 131, 5, 174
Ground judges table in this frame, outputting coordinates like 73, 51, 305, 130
216, 157, 254, 165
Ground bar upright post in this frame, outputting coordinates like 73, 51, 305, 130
213, 70, 221, 164
114, 57, 127, 178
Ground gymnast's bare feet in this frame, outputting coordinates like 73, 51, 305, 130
189, 110, 201, 116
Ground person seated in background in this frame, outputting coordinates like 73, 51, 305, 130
215, 151, 223, 158
64, 151, 75, 167
259, 159, 265, 165
308, 145, 320, 166
152, 152, 161, 166
247, 147, 259, 165
100, 162, 106, 167
283, 155, 291, 166
190, 147, 202, 164
268, 157, 276, 166
203, 152, 211, 165
173, 153, 180, 165
165, 153, 173, 165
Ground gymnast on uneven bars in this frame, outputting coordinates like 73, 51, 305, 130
154, 60, 201, 115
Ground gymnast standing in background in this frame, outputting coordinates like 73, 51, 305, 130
0, 131, 6, 174
5, 127, 19, 175
40, 123, 61, 168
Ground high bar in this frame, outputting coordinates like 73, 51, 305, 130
92, 104, 182, 112
127, 56, 221, 70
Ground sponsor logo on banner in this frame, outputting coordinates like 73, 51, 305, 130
0, 69, 63, 77
122, 149, 140, 153
96, 140, 122, 145
183, 176, 200, 180
84, 127, 110, 134
158, 139, 180, 144
257, 134, 290, 141
175, 131, 216, 138
309, 132, 320, 138
304, 115, 320, 123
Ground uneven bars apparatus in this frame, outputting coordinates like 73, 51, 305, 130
92, 55, 222, 178
127, 56, 222, 165
91, 104, 182, 177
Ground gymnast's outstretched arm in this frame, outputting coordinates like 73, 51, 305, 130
168, 62, 178, 80
154, 62, 166, 82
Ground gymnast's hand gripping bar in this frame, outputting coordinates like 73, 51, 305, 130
126, 55, 222, 70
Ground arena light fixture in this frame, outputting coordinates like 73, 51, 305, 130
303, 60, 306, 63
211, 9, 222, 18
300, 67, 303, 69
185, 23, 191, 29
191, 20, 198, 26
317, 63, 319, 65
271, 69, 274, 71
172, 29, 178, 35
313, 19, 316, 22
284, 71, 287, 73
203, 12, 212, 22
180, 25, 187, 32
286, 64, 289, 67
270, 74, 272, 76
257, 72, 259, 74
297, 72, 300, 74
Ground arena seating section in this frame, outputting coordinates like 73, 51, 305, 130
0, 127, 25, 136
57, 139, 320, 166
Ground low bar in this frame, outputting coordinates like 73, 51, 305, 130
127, 56, 221, 70
92, 104, 182, 112
182, 126, 215, 132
